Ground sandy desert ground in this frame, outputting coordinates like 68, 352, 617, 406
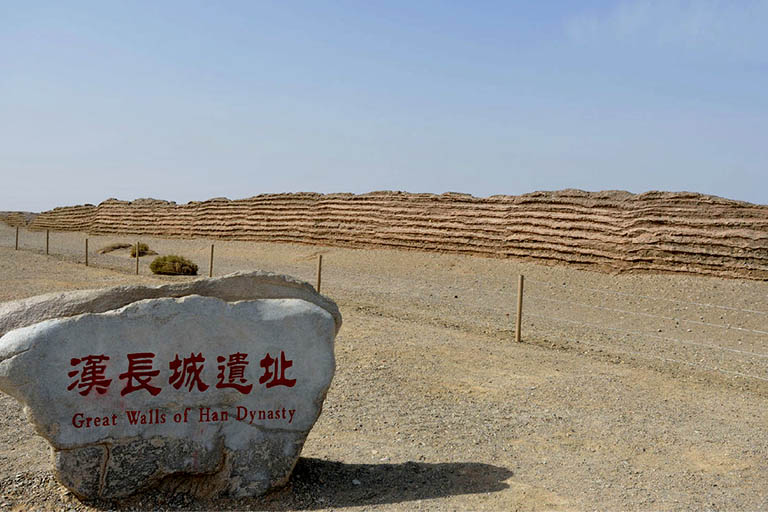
1, 223, 767, 511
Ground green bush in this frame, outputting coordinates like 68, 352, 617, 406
130, 242, 155, 257
150, 255, 198, 275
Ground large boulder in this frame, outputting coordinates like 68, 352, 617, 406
0, 272, 341, 499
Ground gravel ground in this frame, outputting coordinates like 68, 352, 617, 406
1, 224, 767, 511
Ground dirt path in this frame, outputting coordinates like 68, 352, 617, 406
1, 225, 767, 510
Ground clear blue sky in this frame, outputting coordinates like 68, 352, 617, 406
2, 1, 767, 211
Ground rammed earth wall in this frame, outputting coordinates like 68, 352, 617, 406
25, 190, 768, 280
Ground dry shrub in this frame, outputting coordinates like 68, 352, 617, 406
130, 243, 157, 257
150, 255, 198, 275
98, 243, 132, 254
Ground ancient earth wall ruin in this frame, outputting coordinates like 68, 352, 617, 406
26, 205, 95, 231
24, 190, 768, 280
0, 212, 38, 227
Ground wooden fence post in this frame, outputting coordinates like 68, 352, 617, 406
45, 230, 49, 255
85, 238, 89, 266
135, 241, 140, 275
209, 244, 214, 278
15, 226, 19, 250
515, 274, 524, 342
316, 254, 323, 293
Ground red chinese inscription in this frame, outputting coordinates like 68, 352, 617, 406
119, 352, 161, 396
68, 350, 299, 395
67, 355, 112, 396
169, 353, 209, 392
259, 351, 296, 388
216, 352, 253, 394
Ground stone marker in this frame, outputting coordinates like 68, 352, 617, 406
0, 272, 341, 499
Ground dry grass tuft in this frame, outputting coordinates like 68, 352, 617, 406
130, 243, 157, 257
98, 243, 133, 254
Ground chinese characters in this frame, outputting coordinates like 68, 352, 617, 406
68, 351, 296, 396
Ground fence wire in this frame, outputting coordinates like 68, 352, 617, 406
526, 312, 768, 359
531, 325, 768, 383
526, 277, 768, 316
523, 276, 768, 383
526, 295, 768, 336
4, 225, 768, 383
